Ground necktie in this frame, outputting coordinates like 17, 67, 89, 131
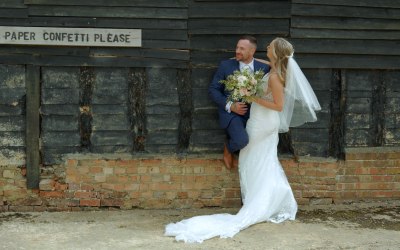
242, 64, 252, 73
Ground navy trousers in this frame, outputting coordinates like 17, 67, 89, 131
225, 116, 249, 153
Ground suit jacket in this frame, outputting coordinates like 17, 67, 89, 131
208, 58, 270, 128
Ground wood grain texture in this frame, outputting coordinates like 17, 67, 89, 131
26, 65, 40, 188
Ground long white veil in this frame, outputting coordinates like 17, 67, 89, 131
278, 56, 321, 133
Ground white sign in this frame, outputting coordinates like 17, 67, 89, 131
0, 26, 141, 47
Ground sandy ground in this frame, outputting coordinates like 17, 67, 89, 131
0, 201, 399, 250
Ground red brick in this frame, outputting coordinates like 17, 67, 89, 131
139, 183, 149, 191
222, 198, 241, 208
40, 191, 64, 198
186, 190, 200, 199
171, 199, 193, 209
112, 184, 126, 191
159, 166, 169, 174
371, 175, 394, 182
89, 166, 102, 174
126, 166, 138, 174
80, 199, 100, 207
337, 175, 360, 183
124, 183, 139, 191
79, 184, 94, 191
356, 182, 393, 190
129, 192, 140, 199
310, 198, 333, 205
9, 206, 34, 212
163, 158, 186, 166
74, 191, 96, 199
116, 176, 130, 183
336, 183, 356, 190
114, 167, 126, 174
150, 182, 180, 191
392, 190, 400, 198
296, 198, 310, 205
140, 175, 151, 182
386, 168, 400, 175
119, 159, 140, 167
360, 191, 393, 198
385, 159, 400, 167
170, 175, 183, 182
12, 197, 43, 206
66, 159, 78, 167
200, 198, 222, 207
336, 191, 358, 199
67, 199, 80, 207
55, 182, 69, 191
281, 159, 299, 168
67, 183, 80, 190
224, 188, 241, 199
185, 158, 208, 165
33, 206, 49, 212
149, 199, 174, 209
141, 159, 162, 167
101, 199, 123, 207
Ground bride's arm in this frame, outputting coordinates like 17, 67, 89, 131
252, 74, 284, 112
254, 58, 270, 65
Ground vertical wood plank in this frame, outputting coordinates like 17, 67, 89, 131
371, 72, 386, 146
177, 68, 192, 154
79, 66, 94, 151
26, 65, 40, 189
128, 68, 146, 152
329, 69, 346, 159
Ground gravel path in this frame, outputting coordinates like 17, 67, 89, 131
1, 202, 399, 250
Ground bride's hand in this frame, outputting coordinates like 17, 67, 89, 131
231, 102, 248, 115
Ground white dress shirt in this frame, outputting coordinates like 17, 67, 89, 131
239, 59, 255, 73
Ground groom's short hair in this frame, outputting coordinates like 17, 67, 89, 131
239, 35, 257, 48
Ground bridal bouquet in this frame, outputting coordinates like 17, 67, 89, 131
220, 69, 265, 103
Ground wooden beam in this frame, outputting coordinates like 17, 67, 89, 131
292, 0, 400, 8
24, 0, 188, 7
26, 65, 40, 189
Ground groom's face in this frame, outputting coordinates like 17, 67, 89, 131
235, 39, 256, 63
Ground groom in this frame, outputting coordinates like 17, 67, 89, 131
208, 35, 270, 169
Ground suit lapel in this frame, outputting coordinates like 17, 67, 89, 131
233, 59, 240, 71
254, 60, 262, 71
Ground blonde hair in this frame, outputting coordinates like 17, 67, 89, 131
268, 37, 294, 86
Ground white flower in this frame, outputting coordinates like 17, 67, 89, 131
237, 75, 247, 86
219, 69, 265, 103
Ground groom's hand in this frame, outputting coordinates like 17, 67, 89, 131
231, 102, 248, 115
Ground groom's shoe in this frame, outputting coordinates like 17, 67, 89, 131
223, 143, 233, 169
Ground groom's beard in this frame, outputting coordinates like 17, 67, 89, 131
236, 54, 254, 64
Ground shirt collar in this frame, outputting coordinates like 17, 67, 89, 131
239, 59, 255, 71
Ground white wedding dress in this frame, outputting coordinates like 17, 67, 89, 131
165, 73, 298, 243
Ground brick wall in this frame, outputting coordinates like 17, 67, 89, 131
0, 147, 399, 212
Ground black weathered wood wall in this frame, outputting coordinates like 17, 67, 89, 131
291, 0, 400, 157
0, 0, 399, 168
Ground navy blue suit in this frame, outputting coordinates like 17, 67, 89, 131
209, 58, 269, 153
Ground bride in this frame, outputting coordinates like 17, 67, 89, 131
165, 37, 321, 243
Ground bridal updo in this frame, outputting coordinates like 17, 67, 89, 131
268, 37, 294, 86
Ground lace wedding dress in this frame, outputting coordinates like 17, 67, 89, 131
165, 73, 298, 243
